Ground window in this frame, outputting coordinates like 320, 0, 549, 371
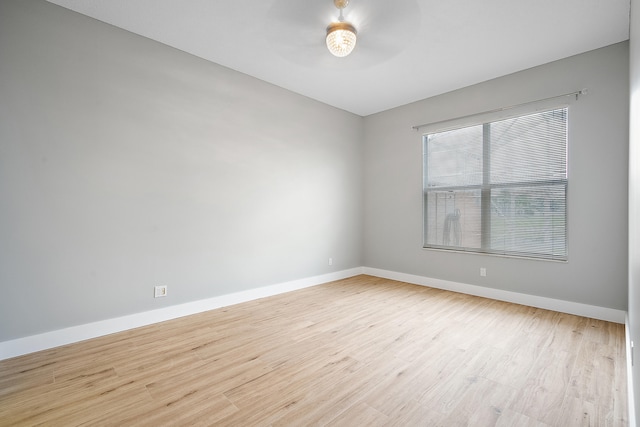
423, 107, 568, 260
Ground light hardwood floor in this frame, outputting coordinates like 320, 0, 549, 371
0, 275, 628, 426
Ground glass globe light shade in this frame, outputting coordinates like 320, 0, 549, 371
326, 22, 357, 57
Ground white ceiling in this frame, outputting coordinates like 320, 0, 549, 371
46, 0, 630, 116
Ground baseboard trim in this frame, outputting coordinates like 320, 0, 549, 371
1, 266, 626, 361
0, 267, 364, 361
626, 314, 637, 427
363, 267, 626, 324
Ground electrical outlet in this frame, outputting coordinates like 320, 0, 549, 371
328, 257, 333, 266
154, 285, 167, 298
480, 267, 487, 277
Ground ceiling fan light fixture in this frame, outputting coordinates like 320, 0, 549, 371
326, 22, 357, 57
326, 0, 357, 57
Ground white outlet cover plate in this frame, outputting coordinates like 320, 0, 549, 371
154, 286, 167, 298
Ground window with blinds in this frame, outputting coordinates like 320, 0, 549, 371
423, 107, 568, 260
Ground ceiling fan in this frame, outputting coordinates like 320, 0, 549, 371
263, 0, 421, 68
325, 0, 357, 57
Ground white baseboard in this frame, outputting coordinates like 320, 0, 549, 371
1, 266, 627, 361
626, 314, 637, 427
0, 267, 364, 361
363, 267, 627, 324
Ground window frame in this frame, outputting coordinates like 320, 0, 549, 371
421, 103, 570, 261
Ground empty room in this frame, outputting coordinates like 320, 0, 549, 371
1, 0, 640, 425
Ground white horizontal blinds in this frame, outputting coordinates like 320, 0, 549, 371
426, 125, 483, 187
490, 109, 567, 184
423, 107, 568, 260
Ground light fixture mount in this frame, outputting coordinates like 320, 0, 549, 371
326, 0, 357, 57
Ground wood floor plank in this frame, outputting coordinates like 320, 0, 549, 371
556, 395, 623, 427
362, 352, 450, 418
0, 361, 54, 398
481, 332, 550, 389
0, 275, 628, 426
495, 408, 551, 427
269, 356, 399, 426
106, 388, 238, 426
146, 357, 273, 403
443, 376, 516, 426
569, 340, 617, 404
386, 399, 449, 427
325, 401, 389, 427
508, 347, 577, 424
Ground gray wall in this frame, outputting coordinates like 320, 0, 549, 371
363, 42, 629, 310
629, 0, 640, 420
0, 0, 363, 341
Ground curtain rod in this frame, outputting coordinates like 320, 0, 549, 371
411, 88, 588, 132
